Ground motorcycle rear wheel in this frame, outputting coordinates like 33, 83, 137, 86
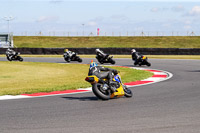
17, 56, 23, 62
92, 83, 110, 100
78, 58, 82, 62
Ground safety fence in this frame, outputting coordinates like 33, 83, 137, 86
13, 31, 200, 37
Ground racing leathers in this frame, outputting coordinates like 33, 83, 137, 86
6, 48, 16, 60
88, 66, 118, 92
65, 51, 76, 59
132, 52, 143, 65
96, 49, 109, 62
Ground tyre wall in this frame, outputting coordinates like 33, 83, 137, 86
0, 48, 200, 55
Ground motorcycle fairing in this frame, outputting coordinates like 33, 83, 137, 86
110, 85, 125, 98
110, 74, 125, 98
85, 75, 99, 84
142, 56, 147, 60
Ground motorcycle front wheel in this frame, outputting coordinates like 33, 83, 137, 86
146, 62, 151, 67
78, 58, 82, 62
92, 83, 110, 100
17, 56, 23, 62
19, 57, 23, 62
108, 58, 115, 64
111, 60, 115, 64
77, 56, 82, 62
123, 86, 132, 98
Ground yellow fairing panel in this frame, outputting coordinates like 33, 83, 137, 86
110, 85, 125, 98
87, 75, 99, 84
142, 56, 146, 59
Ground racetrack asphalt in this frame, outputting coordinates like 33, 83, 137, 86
0, 57, 200, 133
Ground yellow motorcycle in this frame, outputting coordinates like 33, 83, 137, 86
85, 73, 132, 100
136, 55, 151, 67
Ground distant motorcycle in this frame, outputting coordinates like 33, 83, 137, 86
96, 54, 115, 64
6, 51, 23, 62
63, 53, 82, 63
134, 55, 151, 67
85, 72, 132, 100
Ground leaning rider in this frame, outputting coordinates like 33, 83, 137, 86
95, 49, 109, 61
88, 60, 118, 92
131, 49, 143, 65
6, 48, 16, 60
64, 49, 76, 59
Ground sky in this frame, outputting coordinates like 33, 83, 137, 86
1, 0, 200, 36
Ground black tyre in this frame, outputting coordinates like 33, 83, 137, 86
64, 57, 70, 62
111, 60, 115, 64
92, 83, 110, 100
100, 61, 104, 64
7, 56, 12, 61
123, 86, 132, 98
147, 62, 151, 67
78, 58, 82, 62
109, 58, 115, 64
18, 56, 23, 62
77, 57, 82, 62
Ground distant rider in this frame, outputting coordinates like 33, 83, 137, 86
95, 49, 109, 62
88, 60, 118, 92
64, 49, 76, 59
6, 48, 17, 60
131, 49, 143, 65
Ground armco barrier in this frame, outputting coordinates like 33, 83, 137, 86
0, 48, 200, 55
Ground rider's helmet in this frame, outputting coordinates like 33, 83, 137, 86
64, 49, 68, 52
131, 49, 136, 53
95, 49, 100, 53
90, 60, 98, 68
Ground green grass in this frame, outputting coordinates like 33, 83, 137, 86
0, 61, 153, 96
14, 36, 200, 48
